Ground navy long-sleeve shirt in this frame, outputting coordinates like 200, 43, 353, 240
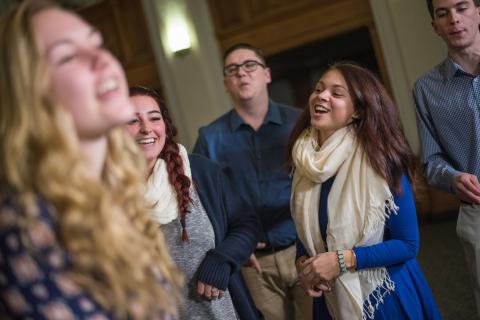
193, 101, 301, 249
189, 154, 261, 320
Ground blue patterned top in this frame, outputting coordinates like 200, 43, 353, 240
413, 57, 480, 192
0, 196, 176, 320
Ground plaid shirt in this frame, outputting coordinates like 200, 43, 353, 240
413, 57, 480, 192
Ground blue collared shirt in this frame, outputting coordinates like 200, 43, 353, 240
193, 101, 301, 249
413, 57, 480, 192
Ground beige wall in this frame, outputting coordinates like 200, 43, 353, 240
143, 0, 447, 152
370, 0, 446, 153
142, 0, 230, 150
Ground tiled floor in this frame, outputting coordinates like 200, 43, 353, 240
417, 215, 477, 320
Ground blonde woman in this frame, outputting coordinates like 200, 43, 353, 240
0, 1, 180, 319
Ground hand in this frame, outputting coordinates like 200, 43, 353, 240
297, 256, 332, 297
296, 256, 310, 291
197, 281, 224, 300
304, 282, 332, 298
302, 252, 340, 285
256, 242, 266, 249
452, 173, 480, 204
245, 254, 262, 274
244, 242, 266, 273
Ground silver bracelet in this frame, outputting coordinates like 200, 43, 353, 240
337, 250, 348, 274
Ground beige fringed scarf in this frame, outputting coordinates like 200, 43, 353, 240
291, 126, 397, 320
145, 143, 191, 225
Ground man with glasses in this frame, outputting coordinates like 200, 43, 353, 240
193, 43, 311, 320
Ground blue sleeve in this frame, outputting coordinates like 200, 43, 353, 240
413, 83, 459, 192
192, 128, 210, 158
0, 202, 111, 319
296, 237, 309, 261
354, 176, 420, 269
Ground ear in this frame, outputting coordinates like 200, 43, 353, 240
264, 67, 272, 84
223, 77, 230, 93
431, 20, 439, 36
477, 6, 480, 30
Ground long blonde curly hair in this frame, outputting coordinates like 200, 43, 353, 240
0, 1, 182, 318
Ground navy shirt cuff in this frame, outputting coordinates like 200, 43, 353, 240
196, 251, 232, 291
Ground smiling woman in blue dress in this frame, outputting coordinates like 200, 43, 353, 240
287, 62, 442, 319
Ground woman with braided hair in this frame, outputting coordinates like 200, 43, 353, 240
127, 86, 261, 320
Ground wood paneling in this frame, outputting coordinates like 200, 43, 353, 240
208, 0, 458, 216
78, 0, 162, 90
209, 0, 373, 56
208, 0, 390, 97
415, 174, 460, 216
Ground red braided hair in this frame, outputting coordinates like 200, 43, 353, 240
130, 86, 192, 241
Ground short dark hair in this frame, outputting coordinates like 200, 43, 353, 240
426, 0, 480, 18
222, 43, 266, 65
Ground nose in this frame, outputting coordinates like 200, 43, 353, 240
236, 65, 248, 77
316, 89, 329, 101
449, 9, 460, 24
139, 121, 152, 134
90, 47, 113, 70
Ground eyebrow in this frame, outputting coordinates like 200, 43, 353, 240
224, 59, 262, 67
331, 84, 347, 90
134, 110, 162, 117
46, 27, 100, 56
316, 81, 347, 90
434, 0, 469, 14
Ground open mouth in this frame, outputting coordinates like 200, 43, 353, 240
313, 104, 329, 114
97, 78, 119, 96
137, 137, 156, 145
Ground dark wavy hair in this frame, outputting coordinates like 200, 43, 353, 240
287, 62, 417, 194
129, 86, 192, 241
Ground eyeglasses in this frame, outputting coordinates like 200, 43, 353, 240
223, 60, 266, 77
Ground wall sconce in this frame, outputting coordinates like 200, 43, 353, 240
166, 17, 192, 54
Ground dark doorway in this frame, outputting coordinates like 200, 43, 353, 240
266, 27, 381, 109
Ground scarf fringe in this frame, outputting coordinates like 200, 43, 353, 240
363, 195, 399, 238
361, 270, 395, 320
385, 196, 399, 218
291, 127, 399, 319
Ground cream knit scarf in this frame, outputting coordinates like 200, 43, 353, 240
291, 127, 397, 320
145, 144, 191, 225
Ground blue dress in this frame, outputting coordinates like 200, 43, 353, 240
296, 176, 442, 319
